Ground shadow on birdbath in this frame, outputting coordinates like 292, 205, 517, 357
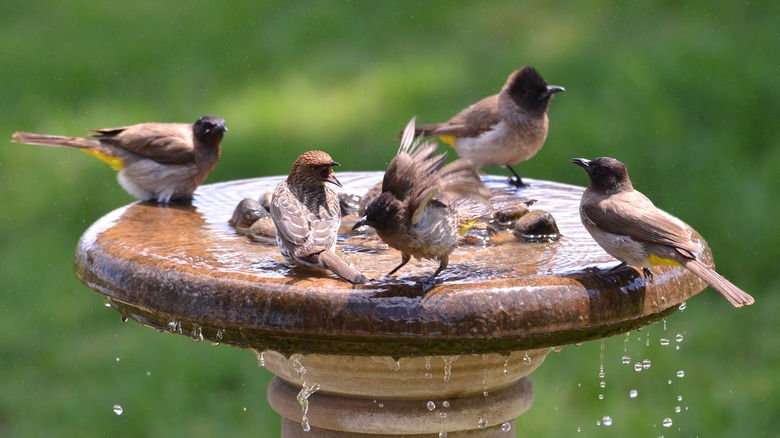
74, 172, 707, 437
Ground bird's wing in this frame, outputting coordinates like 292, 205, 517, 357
270, 182, 312, 250
91, 123, 196, 165
581, 192, 700, 255
416, 95, 502, 138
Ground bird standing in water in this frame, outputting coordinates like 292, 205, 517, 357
415, 66, 564, 187
271, 150, 368, 284
354, 118, 491, 287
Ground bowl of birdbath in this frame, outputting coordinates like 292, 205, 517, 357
74, 171, 708, 437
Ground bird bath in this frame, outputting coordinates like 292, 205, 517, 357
74, 172, 708, 437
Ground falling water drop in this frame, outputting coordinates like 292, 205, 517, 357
256, 350, 266, 368
441, 356, 458, 382
662, 318, 667, 331
439, 432, 448, 438
483, 391, 489, 397
621, 356, 631, 365
598, 394, 604, 400
623, 331, 631, 352
501, 422, 512, 432
502, 354, 510, 375
602, 416, 612, 426
676, 370, 685, 378
477, 418, 488, 428
677, 395, 683, 402
662, 417, 673, 427
675, 333, 684, 343
553, 346, 563, 353
215, 328, 225, 341
113, 404, 123, 415
523, 351, 532, 364
634, 363, 643, 372
660, 338, 670, 346
675, 406, 682, 413
425, 356, 432, 370
427, 401, 436, 411
678, 301, 687, 311
442, 401, 450, 408
629, 389, 638, 398
642, 359, 652, 370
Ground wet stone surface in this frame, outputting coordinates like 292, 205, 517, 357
75, 172, 707, 357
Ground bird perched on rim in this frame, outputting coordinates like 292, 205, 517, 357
11, 115, 227, 203
572, 157, 754, 308
415, 65, 564, 187
270, 150, 368, 285
354, 118, 492, 287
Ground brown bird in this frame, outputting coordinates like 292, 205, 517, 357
572, 157, 754, 308
354, 118, 492, 286
270, 150, 368, 284
11, 115, 227, 203
415, 66, 564, 187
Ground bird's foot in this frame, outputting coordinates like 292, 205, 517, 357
416, 276, 442, 292
642, 267, 654, 284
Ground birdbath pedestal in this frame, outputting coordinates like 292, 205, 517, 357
74, 172, 708, 437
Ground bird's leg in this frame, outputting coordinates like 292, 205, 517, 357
385, 253, 411, 277
418, 257, 448, 291
505, 165, 526, 188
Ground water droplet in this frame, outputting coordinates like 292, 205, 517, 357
442, 401, 450, 408
145, 371, 151, 376
662, 417, 673, 427
596, 420, 601, 426
660, 338, 670, 346
675, 406, 682, 413
677, 395, 683, 402
634, 362, 643, 372
553, 346, 563, 353
167, 319, 181, 334
441, 356, 458, 382
598, 394, 604, 400
371, 356, 401, 372
483, 391, 489, 397
577, 426, 582, 432
629, 389, 638, 398
501, 422, 512, 432
676, 370, 685, 378
256, 350, 266, 368
242, 406, 247, 412
621, 356, 631, 365
439, 412, 447, 418
115, 357, 120, 362
425, 356, 432, 370
191, 324, 203, 341
427, 401, 436, 411
477, 418, 488, 428
602, 416, 612, 426
215, 328, 225, 341
675, 333, 684, 343
113, 404, 123, 415
662, 318, 667, 331
642, 359, 651, 370
425, 373, 432, 379
679, 301, 687, 311
598, 366, 605, 379
502, 355, 510, 375
378, 403, 384, 408
439, 432, 448, 438
523, 351, 532, 364
599, 381, 606, 388
667, 379, 672, 384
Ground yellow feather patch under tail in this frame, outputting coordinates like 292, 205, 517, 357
459, 217, 480, 236
81, 149, 124, 171
647, 254, 684, 267
438, 135, 456, 147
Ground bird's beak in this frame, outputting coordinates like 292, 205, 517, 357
352, 217, 368, 231
322, 161, 342, 187
544, 85, 565, 97
571, 158, 591, 169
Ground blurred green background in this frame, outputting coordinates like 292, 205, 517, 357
1, 1, 778, 436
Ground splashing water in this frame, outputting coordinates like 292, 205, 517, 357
297, 382, 321, 432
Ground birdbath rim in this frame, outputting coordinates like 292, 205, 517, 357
74, 171, 707, 358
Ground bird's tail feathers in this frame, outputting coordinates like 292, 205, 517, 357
11, 132, 99, 150
318, 249, 368, 285
684, 259, 754, 307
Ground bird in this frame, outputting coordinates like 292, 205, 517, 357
353, 118, 492, 287
270, 150, 368, 285
415, 66, 564, 187
11, 115, 227, 203
571, 157, 754, 308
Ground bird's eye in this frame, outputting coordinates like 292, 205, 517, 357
306, 164, 315, 171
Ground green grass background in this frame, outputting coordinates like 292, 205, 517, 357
1, 1, 778, 436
